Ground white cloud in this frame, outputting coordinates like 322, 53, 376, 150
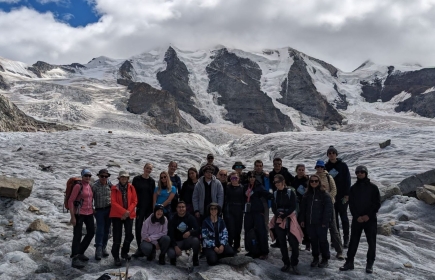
61, 12, 74, 21
1, 0, 435, 71
36, 0, 70, 5
0, 0, 21, 3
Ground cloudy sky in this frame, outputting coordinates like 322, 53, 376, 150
0, 0, 434, 71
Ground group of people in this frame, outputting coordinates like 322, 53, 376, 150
68, 147, 381, 275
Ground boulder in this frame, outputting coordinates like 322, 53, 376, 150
89, 142, 97, 146
130, 270, 148, 280
398, 169, 435, 196
28, 205, 40, 212
0, 175, 34, 200
416, 187, 435, 205
379, 185, 402, 202
23, 246, 33, 253
379, 139, 391, 148
35, 264, 52, 273
26, 219, 50, 233
107, 160, 121, 168
377, 223, 392, 236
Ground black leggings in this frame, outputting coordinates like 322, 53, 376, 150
111, 218, 134, 259
204, 244, 234, 265
71, 214, 95, 257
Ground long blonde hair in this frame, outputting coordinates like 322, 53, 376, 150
157, 171, 173, 194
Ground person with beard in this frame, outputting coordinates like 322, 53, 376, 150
299, 174, 333, 269
202, 202, 234, 265
340, 166, 381, 274
291, 164, 310, 251
132, 163, 156, 258
140, 204, 170, 265
244, 171, 274, 259
224, 172, 244, 252
325, 146, 351, 248
167, 201, 201, 266
269, 158, 295, 192
180, 167, 199, 215
110, 171, 138, 266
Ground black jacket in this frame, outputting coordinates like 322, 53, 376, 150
291, 175, 309, 203
349, 178, 381, 220
243, 181, 270, 214
270, 167, 294, 192
325, 159, 351, 199
299, 188, 333, 226
168, 213, 200, 247
131, 175, 155, 217
180, 180, 196, 204
272, 188, 296, 218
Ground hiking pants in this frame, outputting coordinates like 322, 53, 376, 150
307, 225, 330, 259
167, 236, 200, 259
71, 214, 95, 257
335, 200, 350, 238
347, 218, 377, 262
204, 244, 234, 265
244, 212, 269, 256
140, 235, 171, 257
94, 206, 111, 248
111, 218, 134, 258
224, 203, 244, 249
274, 223, 299, 266
329, 208, 343, 253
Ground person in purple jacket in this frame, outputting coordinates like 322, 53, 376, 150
140, 204, 171, 265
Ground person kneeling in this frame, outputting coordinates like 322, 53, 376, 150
202, 203, 234, 266
140, 204, 170, 265
167, 201, 201, 266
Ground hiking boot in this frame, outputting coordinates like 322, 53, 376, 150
170, 258, 176, 266
270, 242, 280, 248
280, 264, 290, 272
336, 252, 345, 260
318, 259, 329, 268
193, 254, 199, 266
291, 265, 300, 275
339, 259, 355, 271
147, 248, 156, 261
114, 258, 122, 267
132, 249, 144, 258
121, 253, 131, 260
310, 257, 319, 267
102, 247, 110, 257
158, 254, 166, 265
366, 260, 374, 274
77, 254, 89, 262
71, 256, 85, 269
343, 236, 349, 249
95, 246, 102, 261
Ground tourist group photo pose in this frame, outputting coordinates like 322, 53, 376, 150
67, 146, 381, 275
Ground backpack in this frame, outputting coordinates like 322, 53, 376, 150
64, 177, 83, 213
274, 188, 299, 214
245, 228, 260, 257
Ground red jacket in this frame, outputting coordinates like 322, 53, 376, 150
110, 183, 138, 219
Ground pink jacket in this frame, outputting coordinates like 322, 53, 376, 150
141, 214, 168, 245
68, 182, 93, 215
269, 211, 304, 243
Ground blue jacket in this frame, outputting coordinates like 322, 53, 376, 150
201, 217, 228, 248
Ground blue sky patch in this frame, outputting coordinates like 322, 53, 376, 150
0, 0, 100, 27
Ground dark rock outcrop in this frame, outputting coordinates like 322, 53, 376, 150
117, 60, 135, 86
127, 82, 192, 134
0, 94, 70, 132
395, 91, 435, 118
360, 77, 383, 102
310, 57, 339, 78
0, 64, 4, 72
0, 74, 10, 90
206, 48, 294, 134
278, 51, 343, 127
27, 61, 56, 78
333, 83, 348, 110
157, 47, 210, 124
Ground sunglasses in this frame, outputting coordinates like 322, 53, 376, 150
355, 171, 365, 174
219, 173, 227, 176
230, 177, 238, 180
234, 165, 243, 169
273, 181, 283, 184
207, 157, 214, 160
310, 180, 319, 183
160, 176, 167, 179
83, 174, 92, 178
210, 207, 218, 210
99, 175, 109, 178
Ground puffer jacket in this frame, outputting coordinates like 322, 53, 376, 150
201, 217, 228, 248
299, 188, 333, 226
315, 170, 337, 203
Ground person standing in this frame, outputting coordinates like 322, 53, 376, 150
168, 161, 182, 212
69, 169, 95, 269
199, 153, 220, 177
153, 171, 177, 220
110, 171, 138, 266
180, 167, 199, 215
224, 172, 244, 252
253, 160, 271, 230
270, 174, 301, 275
132, 163, 156, 258
92, 169, 112, 260
325, 146, 351, 248
232, 161, 248, 185
299, 174, 333, 269
340, 166, 381, 274
314, 160, 344, 260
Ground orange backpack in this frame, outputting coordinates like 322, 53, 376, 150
64, 177, 83, 212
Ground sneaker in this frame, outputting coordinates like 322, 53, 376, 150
158, 254, 166, 265
310, 257, 319, 267
102, 247, 110, 257
336, 252, 345, 260
339, 259, 355, 271
77, 254, 89, 262
95, 246, 102, 261
132, 249, 144, 258
291, 265, 300, 275
366, 260, 374, 274
280, 264, 290, 272
147, 249, 156, 261
170, 258, 176, 266
71, 257, 85, 269
318, 259, 329, 268
121, 253, 131, 260
270, 242, 280, 248
114, 258, 122, 267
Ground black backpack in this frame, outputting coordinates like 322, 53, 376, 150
245, 228, 260, 257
